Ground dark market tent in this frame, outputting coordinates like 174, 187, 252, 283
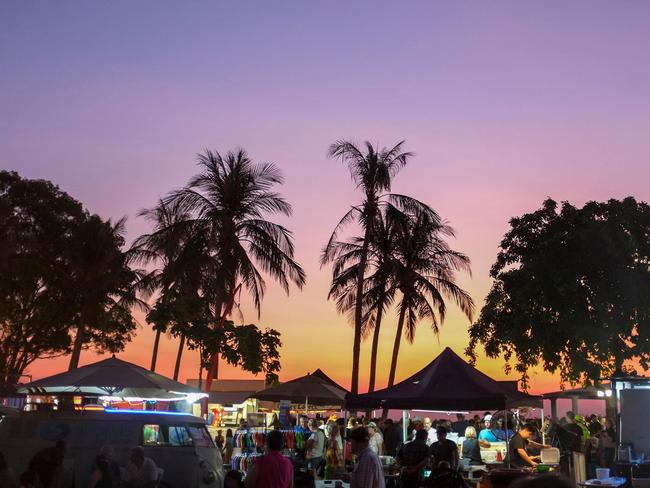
345, 347, 542, 411
17, 356, 206, 401
249, 370, 348, 407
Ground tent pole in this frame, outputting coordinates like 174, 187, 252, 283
541, 406, 546, 445
402, 410, 408, 443
305, 395, 308, 415
504, 406, 510, 468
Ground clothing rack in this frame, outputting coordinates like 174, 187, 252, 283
233, 429, 306, 451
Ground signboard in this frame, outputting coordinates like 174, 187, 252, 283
279, 400, 291, 428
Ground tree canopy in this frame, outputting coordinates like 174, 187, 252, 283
0, 171, 141, 388
467, 197, 650, 388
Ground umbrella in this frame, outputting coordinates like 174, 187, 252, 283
249, 371, 348, 408
18, 356, 206, 401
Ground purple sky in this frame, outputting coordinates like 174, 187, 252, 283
2, 1, 650, 399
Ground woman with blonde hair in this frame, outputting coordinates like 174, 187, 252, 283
460, 426, 490, 470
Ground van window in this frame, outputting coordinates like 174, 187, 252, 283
188, 425, 215, 447
143, 424, 161, 445
168, 425, 192, 447
142, 424, 193, 447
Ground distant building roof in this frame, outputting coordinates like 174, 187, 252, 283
186, 379, 266, 393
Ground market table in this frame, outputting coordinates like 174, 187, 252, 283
578, 477, 627, 487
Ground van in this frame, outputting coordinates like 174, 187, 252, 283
0, 408, 224, 488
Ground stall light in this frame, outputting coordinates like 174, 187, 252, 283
105, 409, 190, 417
605, 389, 613, 397
597, 391, 605, 398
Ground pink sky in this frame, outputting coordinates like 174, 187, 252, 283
1, 2, 649, 404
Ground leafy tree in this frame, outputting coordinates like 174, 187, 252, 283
0, 171, 144, 383
0, 171, 84, 389
323, 140, 437, 394
66, 216, 147, 370
187, 321, 282, 385
467, 197, 650, 388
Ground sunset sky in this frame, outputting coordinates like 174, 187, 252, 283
2, 1, 650, 398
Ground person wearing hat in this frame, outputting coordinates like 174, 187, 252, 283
367, 422, 384, 455
342, 427, 385, 488
478, 414, 499, 443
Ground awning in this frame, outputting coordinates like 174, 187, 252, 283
18, 356, 207, 402
346, 347, 542, 410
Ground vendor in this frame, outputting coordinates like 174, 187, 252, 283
478, 414, 499, 442
508, 423, 550, 468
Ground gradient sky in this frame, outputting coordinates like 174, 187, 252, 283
2, 1, 650, 397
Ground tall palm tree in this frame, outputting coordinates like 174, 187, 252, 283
386, 211, 475, 388
164, 149, 306, 378
326, 209, 401, 392
130, 199, 199, 373
323, 140, 436, 394
67, 216, 148, 370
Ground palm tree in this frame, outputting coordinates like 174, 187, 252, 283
386, 210, 475, 388
323, 140, 437, 394
67, 216, 148, 370
326, 209, 401, 392
164, 149, 306, 378
130, 199, 200, 374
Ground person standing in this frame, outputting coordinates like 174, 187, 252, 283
306, 419, 326, 474
224, 429, 234, 465
214, 430, 225, 451
88, 453, 116, 488
423, 418, 437, 446
27, 440, 67, 488
397, 429, 430, 488
367, 422, 384, 455
508, 424, 550, 468
430, 426, 459, 469
343, 427, 384, 488
244, 430, 293, 488
0, 451, 16, 488
478, 415, 499, 442
125, 447, 159, 488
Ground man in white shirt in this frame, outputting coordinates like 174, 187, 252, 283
306, 419, 326, 473
126, 446, 159, 488
423, 417, 437, 445
344, 427, 385, 488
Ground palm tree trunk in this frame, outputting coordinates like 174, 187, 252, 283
150, 329, 162, 372
367, 296, 385, 393
387, 299, 408, 388
383, 300, 408, 418
173, 334, 185, 381
351, 232, 371, 395
68, 324, 85, 370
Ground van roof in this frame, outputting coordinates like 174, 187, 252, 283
13, 409, 206, 424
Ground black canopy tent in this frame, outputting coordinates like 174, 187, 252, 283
345, 347, 541, 411
346, 347, 543, 467
249, 370, 348, 409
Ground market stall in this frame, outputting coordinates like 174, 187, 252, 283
17, 356, 207, 409
226, 370, 348, 479
346, 347, 544, 486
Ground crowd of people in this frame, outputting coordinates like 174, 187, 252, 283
0, 442, 163, 488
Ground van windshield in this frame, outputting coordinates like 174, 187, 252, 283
188, 425, 214, 447
143, 424, 193, 447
